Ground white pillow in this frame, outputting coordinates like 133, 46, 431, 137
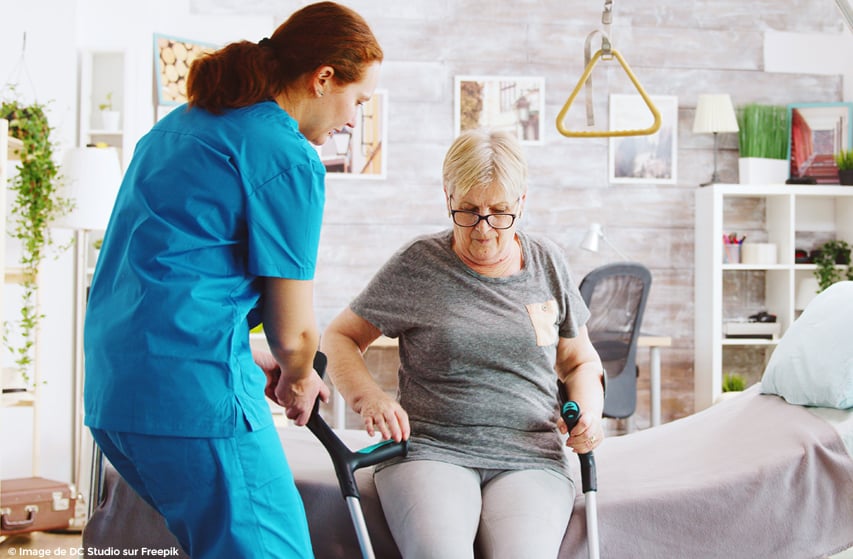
760, 281, 853, 409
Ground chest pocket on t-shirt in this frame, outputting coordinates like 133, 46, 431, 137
525, 299, 559, 346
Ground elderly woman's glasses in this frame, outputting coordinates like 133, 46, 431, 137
450, 209, 517, 230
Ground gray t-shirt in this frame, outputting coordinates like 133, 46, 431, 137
350, 229, 589, 476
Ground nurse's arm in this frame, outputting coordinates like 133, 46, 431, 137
261, 277, 328, 425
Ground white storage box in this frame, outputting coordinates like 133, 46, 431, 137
741, 243, 778, 265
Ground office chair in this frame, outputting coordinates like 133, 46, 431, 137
578, 263, 652, 419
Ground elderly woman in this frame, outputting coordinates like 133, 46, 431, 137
321, 129, 604, 559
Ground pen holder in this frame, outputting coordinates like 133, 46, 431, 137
723, 244, 741, 264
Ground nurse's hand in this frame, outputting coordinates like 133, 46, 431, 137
256, 349, 330, 425
276, 372, 330, 427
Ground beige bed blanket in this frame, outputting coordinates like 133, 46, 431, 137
561, 385, 853, 559
83, 386, 853, 558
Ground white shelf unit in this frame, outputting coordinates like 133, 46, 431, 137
2, 120, 42, 476
78, 50, 129, 167
694, 183, 853, 411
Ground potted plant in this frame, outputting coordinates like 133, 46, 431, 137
722, 373, 746, 393
835, 148, 853, 185
98, 92, 120, 131
92, 237, 103, 263
716, 373, 747, 402
736, 103, 789, 184
1, 97, 73, 389
812, 239, 853, 292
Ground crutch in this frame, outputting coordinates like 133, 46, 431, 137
306, 351, 409, 559
561, 400, 600, 559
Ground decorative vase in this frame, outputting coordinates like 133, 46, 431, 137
738, 157, 789, 185
100, 110, 120, 131
839, 169, 853, 186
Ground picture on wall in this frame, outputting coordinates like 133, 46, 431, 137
788, 102, 853, 184
454, 76, 544, 144
608, 94, 678, 184
318, 89, 388, 179
154, 34, 218, 107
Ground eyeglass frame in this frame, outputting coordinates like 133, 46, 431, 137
450, 209, 518, 230
447, 195, 522, 230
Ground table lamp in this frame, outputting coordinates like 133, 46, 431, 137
580, 222, 629, 261
693, 94, 739, 186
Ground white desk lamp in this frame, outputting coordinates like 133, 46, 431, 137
580, 222, 629, 261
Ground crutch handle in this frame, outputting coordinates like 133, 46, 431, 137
560, 401, 598, 493
306, 409, 408, 499
307, 351, 409, 500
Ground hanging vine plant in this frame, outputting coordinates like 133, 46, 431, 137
1, 97, 73, 387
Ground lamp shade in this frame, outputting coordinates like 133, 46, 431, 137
692, 94, 739, 134
580, 223, 604, 253
56, 146, 122, 230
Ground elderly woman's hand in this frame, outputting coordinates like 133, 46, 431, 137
356, 392, 410, 443
558, 412, 604, 454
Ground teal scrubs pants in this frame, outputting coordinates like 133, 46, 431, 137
91, 420, 314, 559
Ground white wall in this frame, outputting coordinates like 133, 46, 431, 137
764, 29, 853, 100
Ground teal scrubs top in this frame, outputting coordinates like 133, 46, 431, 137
84, 101, 325, 437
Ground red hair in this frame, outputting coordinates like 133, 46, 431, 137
187, 2, 383, 113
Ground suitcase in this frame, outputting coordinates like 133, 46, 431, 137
1, 477, 76, 535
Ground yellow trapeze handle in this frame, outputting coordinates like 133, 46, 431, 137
556, 48, 662, 138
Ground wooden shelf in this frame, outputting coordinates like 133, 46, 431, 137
1, 390, 36, 408
5, 266, 32, 284
3, 119, 40, 475
7, 135, 23, 160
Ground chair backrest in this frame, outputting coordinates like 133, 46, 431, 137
578, 262, 652, 419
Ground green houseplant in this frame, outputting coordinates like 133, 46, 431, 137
736, 103, 789, 184
835, 148, 853, 185
812, 239, 853, 292
97, 91, 120, 131
1, 97, 73, 387
97, 91, 113, 112
722, 373, 746, 393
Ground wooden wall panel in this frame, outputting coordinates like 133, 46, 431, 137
192, 0, 847, 420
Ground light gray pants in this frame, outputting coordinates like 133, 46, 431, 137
374, 460, 575, 559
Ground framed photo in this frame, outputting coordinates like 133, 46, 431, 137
608, 94, 678, 184
787, 102, 853, 184
454, 76, 545, 144
154, 33, 218, 107
318, 89, 388, 179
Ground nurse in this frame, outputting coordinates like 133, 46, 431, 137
83, 3, 383, 558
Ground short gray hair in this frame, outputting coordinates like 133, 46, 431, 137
442, 129, 528, 201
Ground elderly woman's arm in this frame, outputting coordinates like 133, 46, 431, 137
555, 325, 605, 453
321, 307, 410, 442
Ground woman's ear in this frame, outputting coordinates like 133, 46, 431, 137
444, 186, 452, 217
313, 65, 335, 96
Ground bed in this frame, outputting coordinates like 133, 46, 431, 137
82, 282, 853, 558
81, 386, 853, 559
